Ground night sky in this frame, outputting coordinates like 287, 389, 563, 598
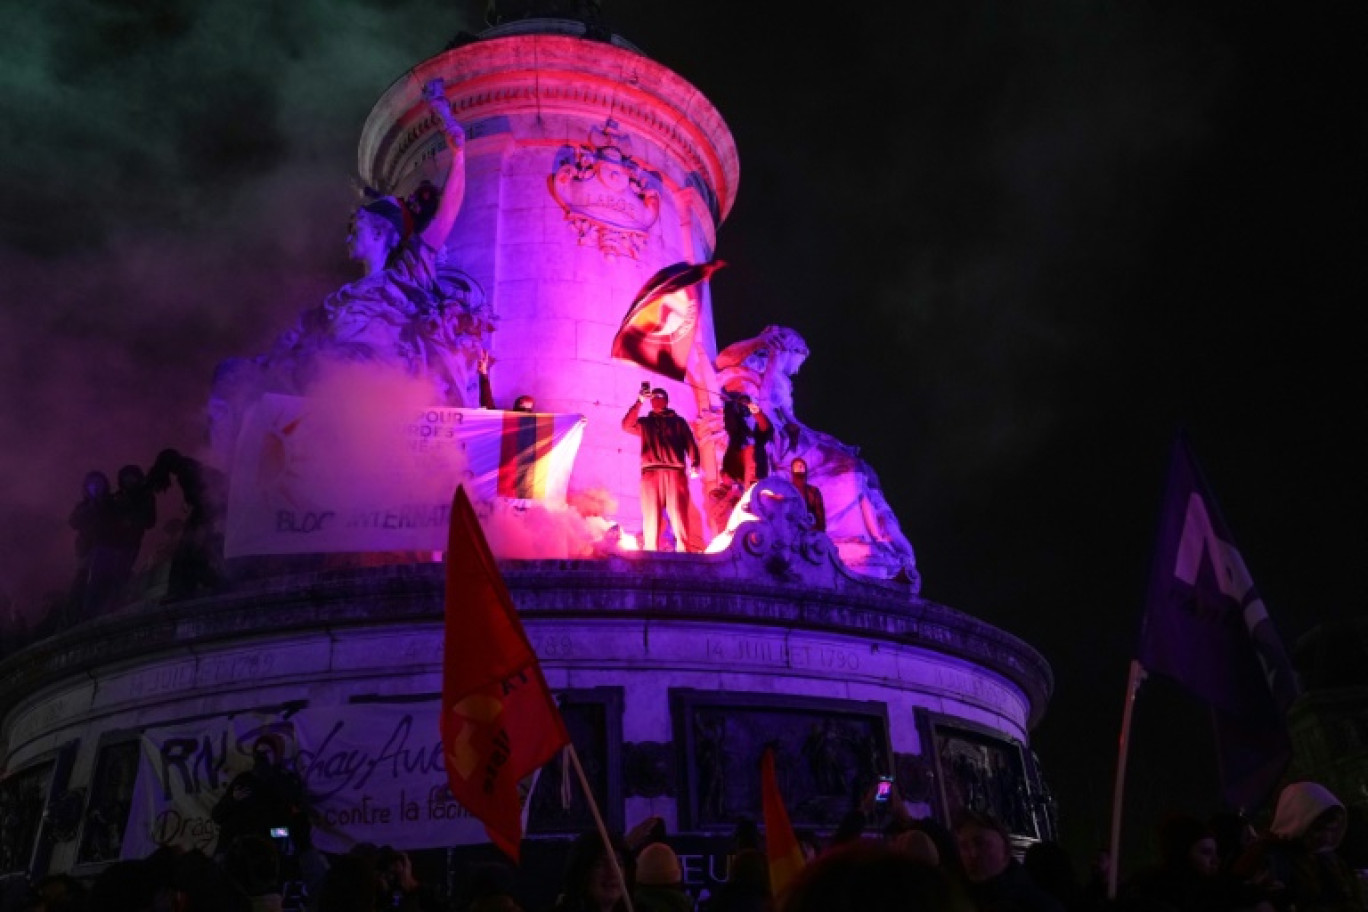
2, 0, 1364, 878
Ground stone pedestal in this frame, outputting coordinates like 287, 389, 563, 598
357, 26, 739, 534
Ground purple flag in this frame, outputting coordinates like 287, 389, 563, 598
1137, 431, 1300, 810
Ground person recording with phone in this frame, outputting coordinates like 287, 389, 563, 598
622, 384, 704, 552
211, 734, 312, 871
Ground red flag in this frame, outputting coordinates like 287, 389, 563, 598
761, 747, 806, 898
610, 259, 725, 381
441, 485, 569, 860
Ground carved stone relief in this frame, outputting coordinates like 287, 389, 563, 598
548, 119, 662, 258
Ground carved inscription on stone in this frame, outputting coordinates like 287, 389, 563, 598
198, 653, 277, 688
704, 637, 860, 672
128, 663, 197, 699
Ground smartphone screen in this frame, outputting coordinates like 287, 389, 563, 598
875, 779, 892, 802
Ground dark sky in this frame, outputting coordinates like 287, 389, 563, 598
2, 0, 1365, 877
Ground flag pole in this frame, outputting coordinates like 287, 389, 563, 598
566, 742, 636, 912
1107, 659, 1146, 900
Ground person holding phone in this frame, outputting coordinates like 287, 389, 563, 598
211, 734, 311, 867
622, 386, 703, 552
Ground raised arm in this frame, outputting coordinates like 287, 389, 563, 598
418, 78, 466, 251
476, 349, 495, 409
622, 393, 647, 435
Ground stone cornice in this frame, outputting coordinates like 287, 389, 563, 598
0, 557, 1053, 730
359, 34, 739, 221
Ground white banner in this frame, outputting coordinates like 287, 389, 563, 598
225, 393, 586, 557
123, 703, 542, 858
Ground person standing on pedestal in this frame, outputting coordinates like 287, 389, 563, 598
476, 349, 535, 412
622, 387, 703, 552
67, 470, 120, 623
790, 458, 826, 532
721, 391, 774, 490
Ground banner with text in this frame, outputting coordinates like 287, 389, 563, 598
225, 394, 586, 557
123, 703, 542, 858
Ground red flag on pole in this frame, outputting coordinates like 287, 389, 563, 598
441, 485, 570, 861
761, 747, 806, 899
610, 259, 725, 381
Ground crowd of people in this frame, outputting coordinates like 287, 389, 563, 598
59, 447, 227, 626
45, 366, 821, 635
624, 385, 826, 554
3, 778, 1364, 912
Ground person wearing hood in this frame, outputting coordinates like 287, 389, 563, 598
631, 842, 694, 912
1233, 780, 1366, 911
622, 387, 703, 552
720, 391, 774, 490
788, 459, 825, 532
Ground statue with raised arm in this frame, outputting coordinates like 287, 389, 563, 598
208, 78, 494, 469
710, 325, 920, 588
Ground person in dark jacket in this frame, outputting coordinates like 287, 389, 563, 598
778, 840, 972, 912
954, 809, 1064, 912
147, 447, 227, 601
622, 387, 702, 552
1119, 812, 1266, 912
720, 391, 774, 490
788, 459, 825, 532
1233, 781, 1366, 912
108, 463, 156, 603
67, 469, 120, 622
546, 831, 634, 912
476, 349, 534, 412
702, 848, 770, 912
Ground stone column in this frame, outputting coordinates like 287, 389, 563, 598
358, 24, 740, 540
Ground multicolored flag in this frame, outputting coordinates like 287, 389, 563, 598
441, 485, 570, 861
1136, 431, 1300, 810
495, 412, 562, 500
761, 746, 806, 898
610, 259, 725, 381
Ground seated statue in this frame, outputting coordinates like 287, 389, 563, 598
708, 325, 920, 588
207, 78, 494, 471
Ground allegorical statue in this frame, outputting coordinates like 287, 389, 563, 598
706, 325, 920, 588
208, 78, 495, 470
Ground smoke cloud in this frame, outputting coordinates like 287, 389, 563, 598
0, 1, 478, 619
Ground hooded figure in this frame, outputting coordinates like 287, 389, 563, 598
631, 843, 693, 912
1234, 781, 1366, 912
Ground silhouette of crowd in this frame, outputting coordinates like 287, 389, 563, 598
50, 447, 229, 630
64, 464, 155, 624
1, 777, 1363, 912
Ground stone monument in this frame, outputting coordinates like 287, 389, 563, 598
0, 12, 1054, 905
